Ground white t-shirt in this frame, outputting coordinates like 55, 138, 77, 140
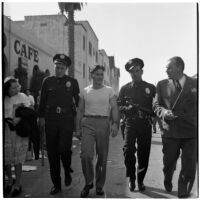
80, 85, 115, 116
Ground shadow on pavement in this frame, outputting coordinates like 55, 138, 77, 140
141, 186, 177, 198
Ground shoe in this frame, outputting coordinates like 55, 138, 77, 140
164, 180, 172, 192
11, 186, 22, 197
128, 179, 135, 192
138, 183, 145, 191
65, 173, 72, 186
50, 186, 61, 195
4, 179, 16, 196
80, 183, 93, 198
178, 193, 190, 198
96, 187, 104, 196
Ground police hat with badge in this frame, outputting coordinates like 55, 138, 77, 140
53, 54, 71, 67
125, 58, 144, 72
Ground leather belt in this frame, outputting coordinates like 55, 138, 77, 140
46, 106, 70, 114
83, 115, 108, 118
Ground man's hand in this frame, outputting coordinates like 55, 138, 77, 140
12, 117, 21, 126
164, 110, 177, 120
38, 117, 45, 130
111, 123, 118, 137
74, 129, 82, 140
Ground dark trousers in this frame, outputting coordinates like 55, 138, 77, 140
162, 137, 197, 196
123, 119, 152, 184
45, 117, 74, 188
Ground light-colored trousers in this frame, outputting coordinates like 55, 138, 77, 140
81, 117, 110, 188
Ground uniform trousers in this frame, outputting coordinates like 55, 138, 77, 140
123, 118, 152, 184
81, 117, 110, 188
162, 137, 197, 196
45, 117, 74, 188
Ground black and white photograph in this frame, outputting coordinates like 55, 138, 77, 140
2, 1, 198, 198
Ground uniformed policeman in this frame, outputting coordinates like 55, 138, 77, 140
38, 54, 80, 195
118, 58, 156, 192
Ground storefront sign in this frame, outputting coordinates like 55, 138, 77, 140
14, 39, 39, 63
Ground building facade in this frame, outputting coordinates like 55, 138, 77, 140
98, 49, 110, 86
6, 14, 120, 92
109, 56, 120, 94
15, 15, 100, 90
3, 16, 57, 88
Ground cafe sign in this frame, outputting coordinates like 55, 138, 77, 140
14, 39, 39, 63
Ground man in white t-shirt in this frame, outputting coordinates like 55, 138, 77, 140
75, 65, 119, 198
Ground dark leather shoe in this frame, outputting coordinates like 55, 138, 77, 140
96, 187, 104, 196
80, 183, 93, 198
138, 183, 145, 191
178, 193, 190, 198
11, 186, 22, 197
4, 179, 15, 196
65, 173, 72, 186
164, 180, 172, 192
50, 186, 61, 195
128, 179, 135, 192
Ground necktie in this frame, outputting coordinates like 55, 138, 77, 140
174, 80, 182, 92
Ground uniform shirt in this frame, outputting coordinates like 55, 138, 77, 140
80, 85, 115, 116
37, 75, 80, 118
118, 80, 156, 118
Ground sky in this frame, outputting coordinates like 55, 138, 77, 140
3, 1, 198, 88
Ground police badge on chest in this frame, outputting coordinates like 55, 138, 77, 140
66, 81, 72, 91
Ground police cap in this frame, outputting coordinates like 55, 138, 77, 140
125, 58, 144, 72
53, 54, 71, 67
89, 65, 105, 73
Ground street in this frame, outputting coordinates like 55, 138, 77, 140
4, 131, 198, 198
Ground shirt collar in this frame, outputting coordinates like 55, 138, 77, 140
178, 75, 186, 88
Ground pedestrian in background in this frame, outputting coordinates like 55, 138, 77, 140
4, 77, 30, 197
38, 54, 80, 195
30, 65, 45, 109
25, 89, 35, 109
118, 58, 156, 192
75, 65, 119, 198
153, 56, 197, 198
25, 89, 40, 160
14, 57, 28, 93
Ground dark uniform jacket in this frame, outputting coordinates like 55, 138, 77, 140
118, 80, 156, 120
37, 75, 80, 120
153, 75, 197, 138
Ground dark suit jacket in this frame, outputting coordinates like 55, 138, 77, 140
153, 75, 197, 138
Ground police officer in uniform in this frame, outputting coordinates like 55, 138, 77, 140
38, 54, 80, 195
118, 58, 156, 192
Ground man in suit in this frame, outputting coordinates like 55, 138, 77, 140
153, 56, 197, 198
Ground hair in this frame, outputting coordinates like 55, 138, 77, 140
90, 65, 105, 74
170, 56, 185, 71
4, 77, 18, 97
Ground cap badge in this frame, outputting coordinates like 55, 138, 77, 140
145, 88, 150, 94
66, 81, 71, 88
128, 60, 132, 65
191, 88, 197, 93
60, 54, 65, 59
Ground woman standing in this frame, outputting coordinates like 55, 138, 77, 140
4, 77, 30, 197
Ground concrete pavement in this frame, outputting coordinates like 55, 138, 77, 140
4, 131, 198, 198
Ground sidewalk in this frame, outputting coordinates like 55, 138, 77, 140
4, 132, 198, 198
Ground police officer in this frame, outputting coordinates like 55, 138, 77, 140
38, 54, 80, 195
118, 58, 156, 192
